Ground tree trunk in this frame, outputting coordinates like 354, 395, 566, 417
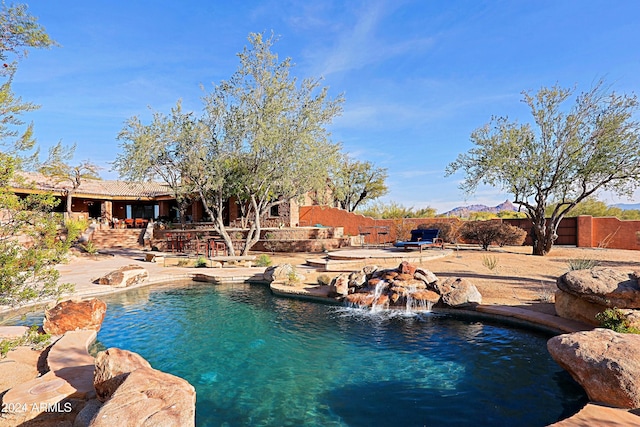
530, 215, 556, 256
241, 196, 262, 256
65, 190, 73, 217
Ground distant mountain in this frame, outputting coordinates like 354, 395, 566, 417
442, 200, 517, 217
612, 203, 640, 210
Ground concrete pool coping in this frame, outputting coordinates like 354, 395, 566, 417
1, 249, 639, 426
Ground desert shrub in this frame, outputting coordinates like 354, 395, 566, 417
317, 274, 332, 286
392, 219, 414, 242
79, 240, 99, 255
288, 269, 299, 284
417, 221, 462, 243
255, 254, 272, 267
537, 282, 555, 303
460, 220, 526, 249
460, 221, 502, 250
481, 254, 499, 271
195, 256, 208, 268
495, 223, 527, 247
596, 308, 640, 334
568, 258, 599, 271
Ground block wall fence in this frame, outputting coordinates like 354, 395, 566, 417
299, 205, 640, 251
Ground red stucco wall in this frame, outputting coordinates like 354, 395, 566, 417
581, 216, 640, 250
300, 206, 640, 251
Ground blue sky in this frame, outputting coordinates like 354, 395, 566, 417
13, 0, 640, 212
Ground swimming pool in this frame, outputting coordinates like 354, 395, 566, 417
90, 281, 587, 426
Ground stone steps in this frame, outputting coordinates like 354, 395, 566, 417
1, 330, 96, 423
91, 229, 144, 249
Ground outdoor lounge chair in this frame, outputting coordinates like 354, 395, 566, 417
394, 228, 445, 252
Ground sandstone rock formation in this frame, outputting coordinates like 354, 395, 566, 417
264, 263, 305, 284
329, 273, 349, 297
547, 328, 640, 409
557, 268, 640, 307
89, 366, 196, 427
43, 298, 107, 335
556, 268, 640, 326
435, 277, 482, 307
340, 262, 479, 310
93, 348, 152, 402
97, 264, 149, 288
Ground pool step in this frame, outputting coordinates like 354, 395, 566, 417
1, 330, 96, 423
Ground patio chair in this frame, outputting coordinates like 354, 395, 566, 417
394, 229, 444, 252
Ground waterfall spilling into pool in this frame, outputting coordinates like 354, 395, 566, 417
88, 281, 587, 426
349, 279, 435, 314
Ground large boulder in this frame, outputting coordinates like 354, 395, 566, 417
264, 264, 305, 283
398, 261, 417, 276
435, 277, 482, 307
329, 273, 350, 297
557, 268, 640, 308
43, 298, 107, 335
88, 366, 196, 427
414, 268, 438, 286
93, 348, 152, 402
348, 271, 367, 288
411, 290, 441, 304
547, 329, 640, 409
554, 290, 604, 326
97, 265, 149, 288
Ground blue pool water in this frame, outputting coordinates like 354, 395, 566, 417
87, 282, 587, 426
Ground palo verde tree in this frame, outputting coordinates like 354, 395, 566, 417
446, 81, 640, 255
192, 32, 343, 255
221, 33, 343, 254
39, 142, 100, 217
116, 33, 343, 256
329, 154, 388, 212
114, 101, 196, 226
0, 3, 74, 306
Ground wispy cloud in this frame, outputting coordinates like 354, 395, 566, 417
303, 1, 434, 77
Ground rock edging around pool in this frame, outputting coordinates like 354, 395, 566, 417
0, 299, 196, 427
268, 262, 640, 426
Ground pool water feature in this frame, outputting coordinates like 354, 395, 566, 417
89, 281, 588, 426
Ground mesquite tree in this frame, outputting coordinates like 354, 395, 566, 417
330, 154, 388, 212
447, 81, 640, 255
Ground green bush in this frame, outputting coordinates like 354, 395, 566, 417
195, 256, 208, 268
255, 254, 272, 267
79, 240, 99, 255
481, 254, 499, 271
0, 325, 52, 358
596, 308, 640, 334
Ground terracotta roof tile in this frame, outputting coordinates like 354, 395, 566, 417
12, 172, 172, 198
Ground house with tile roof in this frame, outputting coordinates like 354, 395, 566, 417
10, 172, 300, 228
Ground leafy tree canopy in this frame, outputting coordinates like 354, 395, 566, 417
115, 32, 344, 255
357, 201, 436, 219
0, 3, 73, 306
329, 154, 388, 212
546, 197, 640, 220
447, 81, 640, 255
